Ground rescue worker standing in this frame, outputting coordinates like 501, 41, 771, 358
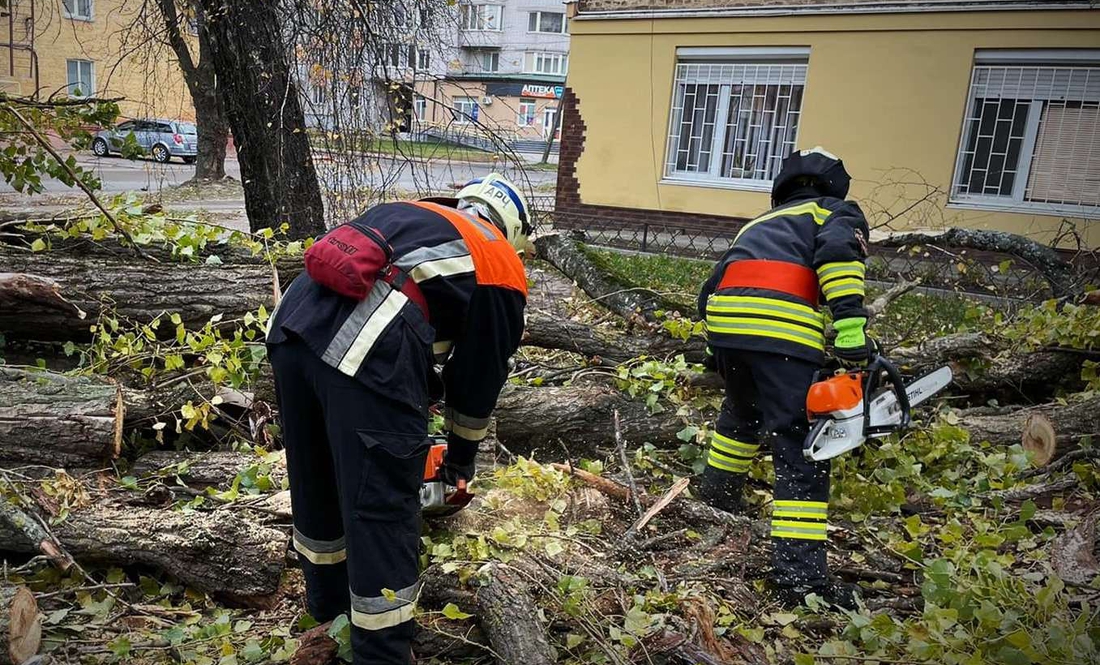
266, 175, 531, 664
696, 148, 873, 609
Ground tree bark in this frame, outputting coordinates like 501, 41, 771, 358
197, 0, 325, 238
0, 273, 84, 320
155, 0, 228, 182
0, 246, 275, 341
131, 450, 285, 489
0, 502, 286, 605
955, 395, 1100, 458
0, 585, 40, 665
474, 563, 556, 665
523, 310, 705, 364
0, 367, 122, 469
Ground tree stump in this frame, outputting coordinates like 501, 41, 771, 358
0, 586, 40, 665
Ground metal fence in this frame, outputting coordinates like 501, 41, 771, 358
529, 204, 1099, 303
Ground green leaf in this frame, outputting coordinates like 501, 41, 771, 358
793, 655, 815, 665
441, 602, 473, 620
30, 237, 46, 252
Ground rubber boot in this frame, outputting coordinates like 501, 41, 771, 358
692, 466, 744, 514
766, 577, 861, 610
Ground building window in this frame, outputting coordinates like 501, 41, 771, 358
951, 51, 1100, 215
528, 11, 566, 34
310, 83, 326, 106
417, 49, 431, 71
63, 0, 92, 21
460, 4, 502, 31
414, 95, 427, 121
664, 49, 807, 187
524, 52, 568, 76
66, 59, 94, 97
474, 51, 499, 73
518, 98, 536, 126
453, 96, 478, 124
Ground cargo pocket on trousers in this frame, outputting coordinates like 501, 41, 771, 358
355, 431, 430, 521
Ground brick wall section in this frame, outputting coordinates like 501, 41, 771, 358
553, 86, 749, 235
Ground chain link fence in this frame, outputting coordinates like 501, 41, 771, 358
529, 203, 1099, 304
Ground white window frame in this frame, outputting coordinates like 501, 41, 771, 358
662, 47, 809, 192
414, 95, 427, 121
417, 49, 431, 71
517, 98, 536, 126
542, 107, 558, 138
63, 0, 93, 21
453, 96, 477, 124
460, 4, 503, 32
524, 52, 568, 76
949, 49, 1100, 219
66, 59, 95, 98
528, 11, 566, 34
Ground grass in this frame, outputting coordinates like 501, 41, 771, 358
581, 246, 1000, 344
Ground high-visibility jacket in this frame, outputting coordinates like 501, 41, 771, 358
267, 199, 527, 450
698, 195, 870, 364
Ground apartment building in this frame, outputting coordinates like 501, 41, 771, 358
413, 0, 571, 148
0, 0, 192, 121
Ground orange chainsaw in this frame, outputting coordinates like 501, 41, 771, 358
420, 439, 474, 517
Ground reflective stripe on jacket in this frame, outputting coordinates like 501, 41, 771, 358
698, 195, 870, 363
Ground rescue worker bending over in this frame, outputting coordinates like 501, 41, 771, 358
266, 175, 530, 664
696, 148, 874, 610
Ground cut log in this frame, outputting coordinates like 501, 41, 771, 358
0, 502, 286, 605
0, 367, 122, 468
493, 385, 689, 456
0, 273, 85, 320
474, 563, 556, 665
0, 585, 40, 665
130, 450, 286, 489
0, 245, 277, 341
955, 395, 1100, 461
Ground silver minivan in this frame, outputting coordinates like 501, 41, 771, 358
92, 118, 198, 164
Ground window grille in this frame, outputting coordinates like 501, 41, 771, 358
665, 61, 806, 186
952, 62, 1100, 215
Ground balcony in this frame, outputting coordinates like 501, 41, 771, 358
458, 29, 502, 50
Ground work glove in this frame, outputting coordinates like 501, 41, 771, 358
833, 317, 876, 368
441, 435, 477, 486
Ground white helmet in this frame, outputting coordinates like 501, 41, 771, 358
456, 174, 532, 253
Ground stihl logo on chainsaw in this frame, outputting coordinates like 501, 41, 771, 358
420, 440, 473, 518
803, 356, 953, 462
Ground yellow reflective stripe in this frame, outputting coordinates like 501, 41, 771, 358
772, 520, 828, 531
775, 500, 828, 509
707, 452, 751, 473
774, 510, 828, 519
711, 433, 760, 457
709, 294, 819, 317
734, 202, 831, 242
709, 447, 753, 467
707, 305, 824, 329
821, 278, 865, 300
707, 317, 825, 343
827, 288, 865, 300
771, 528, 828, 541
816, 262, 865, 280
705, 324, 825, 351
351, 603, 416, 631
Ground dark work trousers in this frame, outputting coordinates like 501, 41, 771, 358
268, 335, 430, 665
709, 347, 831, 588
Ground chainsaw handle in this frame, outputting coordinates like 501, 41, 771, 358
864, 354, 911, 430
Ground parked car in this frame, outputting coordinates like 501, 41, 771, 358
92, 119, 198, 164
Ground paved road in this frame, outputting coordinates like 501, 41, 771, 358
0, 153, 556, 196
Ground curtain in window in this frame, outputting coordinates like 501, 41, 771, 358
1026, 103, 1100, 207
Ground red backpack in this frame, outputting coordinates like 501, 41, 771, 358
303, 222, 429, 319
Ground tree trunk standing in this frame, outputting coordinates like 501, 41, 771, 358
197, 0, 326, 238
155, 0, 228, 182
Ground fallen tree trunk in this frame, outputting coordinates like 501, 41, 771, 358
474, 563, 556, 665
0, 502, 286, 605
0, 367, 122, 468
494, 385, 689, 456
0, 585, 39, 665
0, 246, 277, 341
130, 450, 286, 489
955, 395, 1100, 459
524, 311, 705, 363
0, 273, 85, 321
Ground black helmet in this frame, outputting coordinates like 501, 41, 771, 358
771, 147, 851, 206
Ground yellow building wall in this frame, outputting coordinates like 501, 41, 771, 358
25, 0, 193, 121
566, 9, 1100, 246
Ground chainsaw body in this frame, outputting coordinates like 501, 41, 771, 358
420, 440, 473, 517
803, 355, 952, 461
